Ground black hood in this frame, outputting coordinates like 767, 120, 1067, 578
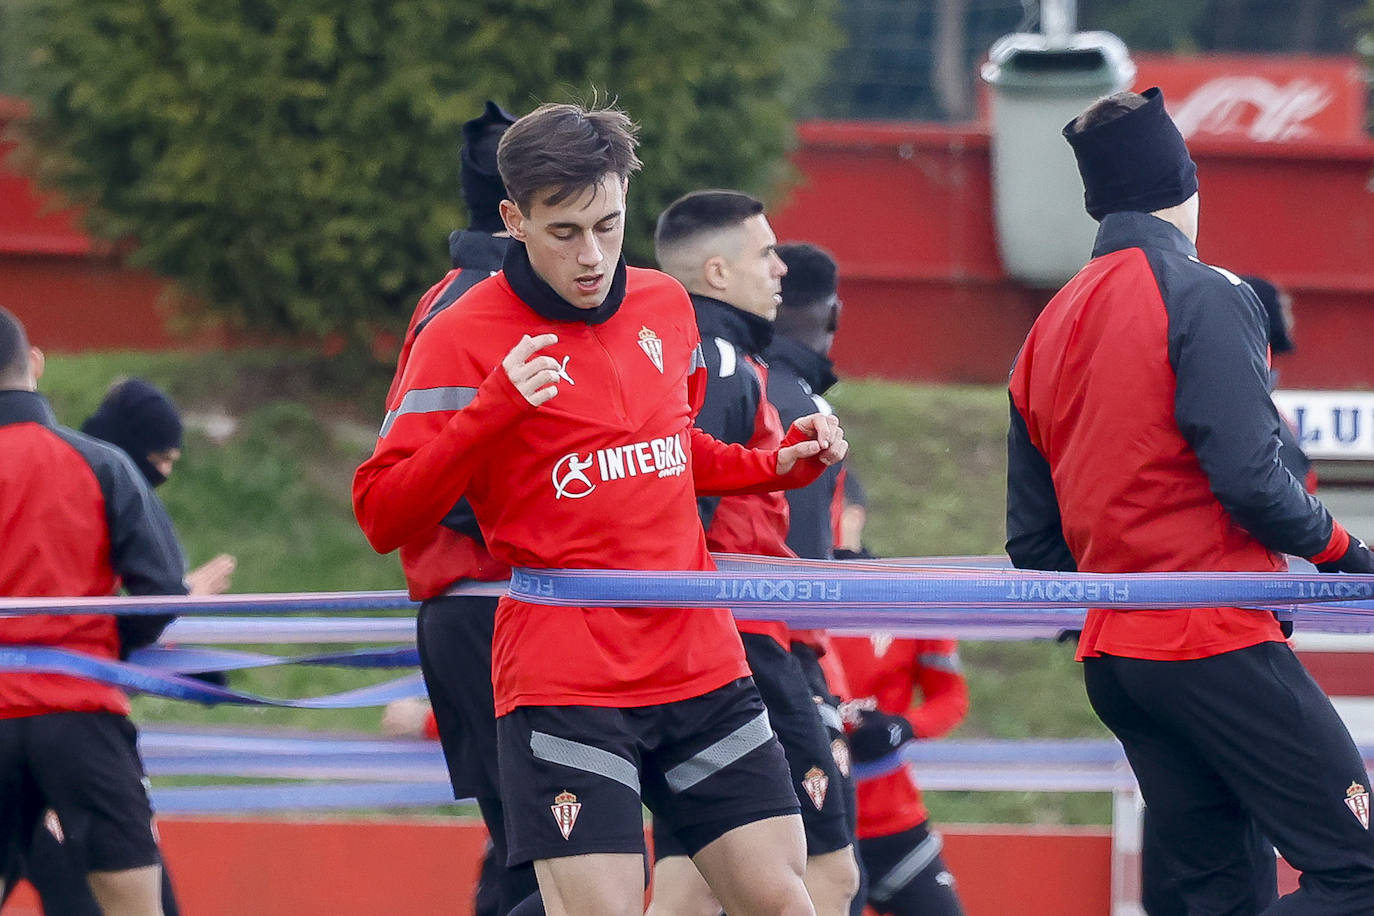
80, 378, 183, 487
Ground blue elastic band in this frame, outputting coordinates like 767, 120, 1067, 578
0, 646, 425, 708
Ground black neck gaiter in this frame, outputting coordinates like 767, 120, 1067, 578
502, 242, 626, 326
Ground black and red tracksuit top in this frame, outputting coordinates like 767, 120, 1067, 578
353, 246, 825, 715
692, 295, 795, 648
830, 635, 968, 838
385, 230, 513, 599
0, 390, 187, 718
764, 332, 846, 657
1006, 211, 1352, 661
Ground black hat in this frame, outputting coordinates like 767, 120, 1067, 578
460, 100, 517, 233
81, 378, 183, 487
1240, 275, 1295, 354
1064, 88, 1199, 221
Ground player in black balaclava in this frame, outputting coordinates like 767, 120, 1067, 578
81, 378, 183, 488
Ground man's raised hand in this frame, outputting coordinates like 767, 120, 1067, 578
777, 413, 848, 474
503, 333, 562, 406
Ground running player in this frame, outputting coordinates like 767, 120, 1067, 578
831, 635, 968, 916
354, 102, 846, 916
648, 193, 860, 916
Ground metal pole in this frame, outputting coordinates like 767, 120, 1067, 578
1041, 0, 1077, 46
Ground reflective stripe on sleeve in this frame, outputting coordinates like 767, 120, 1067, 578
378, 386, 478, 437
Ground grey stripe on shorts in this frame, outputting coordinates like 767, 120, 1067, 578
664, 709, 773, 793
870, 830, 944, 903
529, 730, 641, 795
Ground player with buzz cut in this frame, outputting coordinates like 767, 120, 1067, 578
648, 191, 861, 916
353, 101, 848, 916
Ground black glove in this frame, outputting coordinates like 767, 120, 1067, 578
1316, 537, 1374, 574
833, 546, 875, 561
847, 710, 915, 763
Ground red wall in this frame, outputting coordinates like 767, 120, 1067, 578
1, 819, 1112, 916
768, 121, 1374, 387
3, 95, 1372, 387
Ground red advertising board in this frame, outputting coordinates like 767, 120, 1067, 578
1132, 53, 1369, 144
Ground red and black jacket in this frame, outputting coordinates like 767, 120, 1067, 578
763, 332, 847, 655
1007, 211, 1351, 661
0, 390, 187, 718
386, 230, 513, 599
764, 333, 842, 562
692, 294, 795, 648
830, 635, 968, 838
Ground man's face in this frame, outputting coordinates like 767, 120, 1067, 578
716, 214, 787, 321
148, 447, 181, 482
819, 293, 841, 355
501, 174, 627, 309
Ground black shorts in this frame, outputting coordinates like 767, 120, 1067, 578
0, 712, 160, 878
654, 636, 853, 860
498, 677, 798, 866
859, 821, 964, 916
790, 641, 853, 775
416, 594, 500, 798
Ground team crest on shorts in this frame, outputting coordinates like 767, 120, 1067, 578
802, 766, 830, 810
638, 327, 664, 373
1345, 782, 1370, 829
830, 738, 851, 779
551, 790, 582, 840
43, 810, 64, 844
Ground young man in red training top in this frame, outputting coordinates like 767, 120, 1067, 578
831, 636, 968, 916
353, 102, 847, 916
1007, 89, 1374, 913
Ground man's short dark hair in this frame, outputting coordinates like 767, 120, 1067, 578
0, 306, 30, 387
1073, 91, 1150, 133
654, 190, 765, 253
497, 103, 642, 213
778, 243, 838, 309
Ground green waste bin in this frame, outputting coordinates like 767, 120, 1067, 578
981, 32, 1135, 287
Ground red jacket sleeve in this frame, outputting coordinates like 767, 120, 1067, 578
905, 640, 970, 739
386, 272, 459, 406
686, 353, 827, 496
353, 321, 531, 555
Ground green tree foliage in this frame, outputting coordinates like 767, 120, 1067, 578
1076, 0, 1369, 54
3, 0, 837, 337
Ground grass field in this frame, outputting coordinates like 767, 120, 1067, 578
38, 349, 1112, 824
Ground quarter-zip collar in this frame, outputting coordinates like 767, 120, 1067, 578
765, 335, 838, 395
691, 295, 774, 357
0, 390, 56, 428
1092, 211, 1197, 260
449, 230, 512, 271
503, 241, 626, 326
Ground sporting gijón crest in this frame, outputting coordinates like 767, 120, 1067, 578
551, 790, 582, 839
1346, 782, 1370, 830
638, 326, 664, 373
802, 766, 830, 810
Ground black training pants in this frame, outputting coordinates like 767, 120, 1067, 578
1085, 643, 1374, 915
